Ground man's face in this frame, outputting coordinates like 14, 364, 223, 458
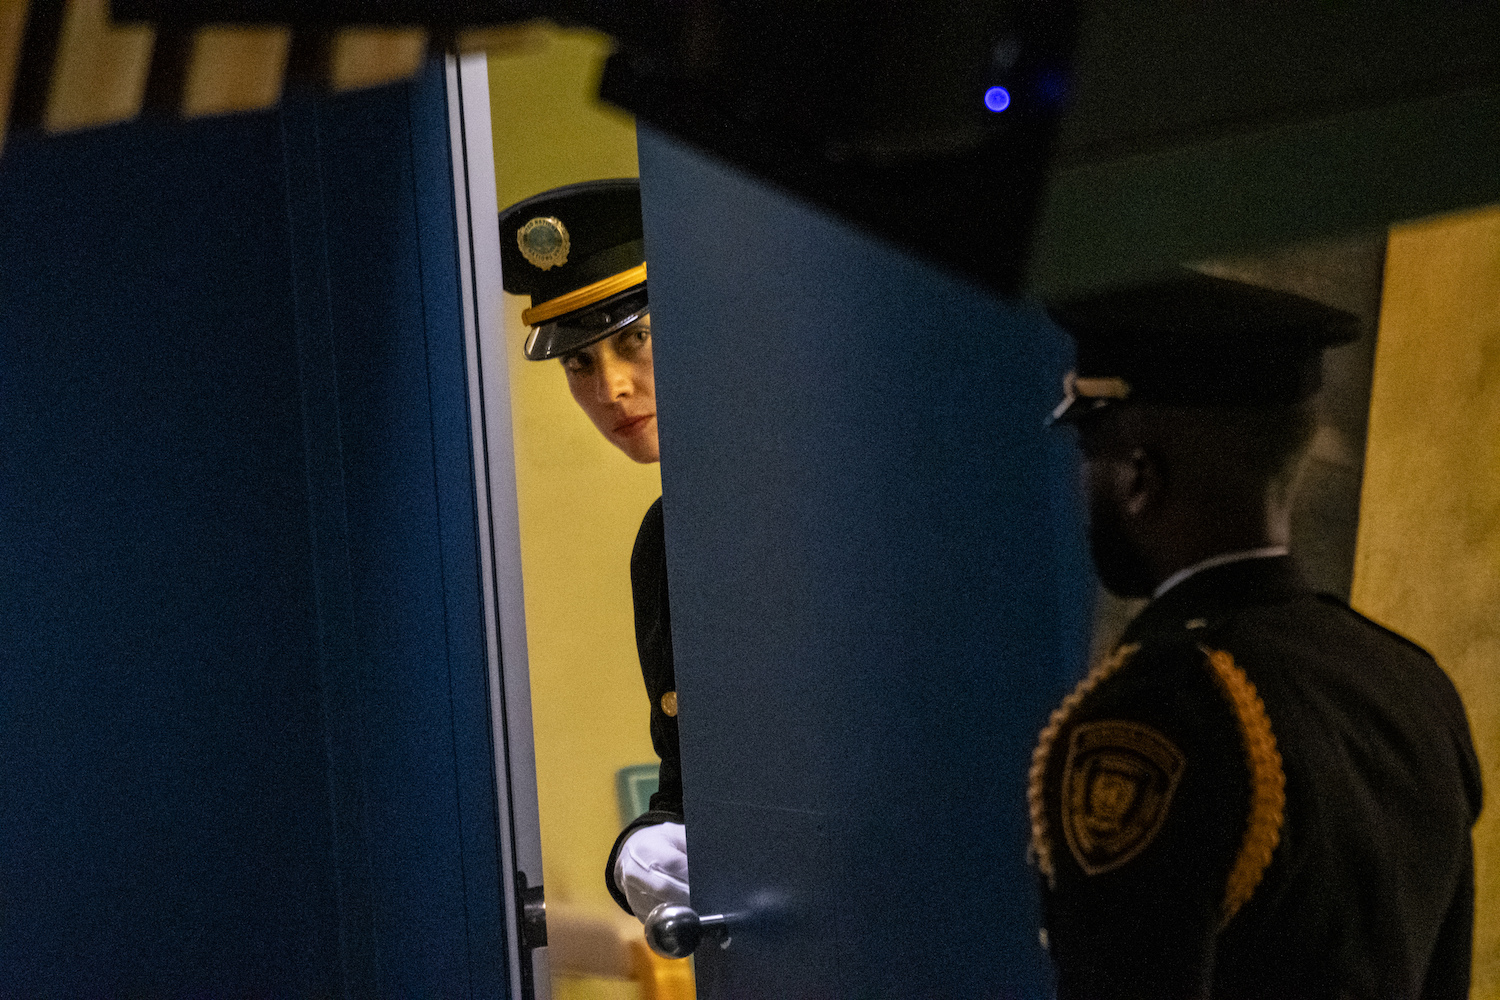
1077, 418, 1156, 599
561, 317, 660, 464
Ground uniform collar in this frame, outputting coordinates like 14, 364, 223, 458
1152, 546, 1289, 600
1121, 553, 1307, 644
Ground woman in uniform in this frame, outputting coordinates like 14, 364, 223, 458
498, 179, 688, 922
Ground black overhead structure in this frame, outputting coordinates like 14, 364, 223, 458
4, 1, 1495, 292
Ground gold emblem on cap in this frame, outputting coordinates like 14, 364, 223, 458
517, 216, 570, 270
1052, 370, 1133, 422
661, 691, 678, 717
1073, 374, 1132, 400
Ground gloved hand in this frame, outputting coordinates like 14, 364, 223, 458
614, 821, 690, 921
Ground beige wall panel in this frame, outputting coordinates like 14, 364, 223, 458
457, 23, 546, 56
327, 27, 426, 93
180, 26, 290, 118
1354, 203, 1500, 995
0, 0, 27, 152
44, 0, 153, 133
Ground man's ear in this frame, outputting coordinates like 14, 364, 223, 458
1121, 446, 1163, 519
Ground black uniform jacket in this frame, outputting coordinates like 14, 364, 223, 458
606, 497, 684, 913
1031, 556, 1481, 1000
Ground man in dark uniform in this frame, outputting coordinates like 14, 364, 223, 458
498, 179, 688, 920
1032, 270, 1481, 999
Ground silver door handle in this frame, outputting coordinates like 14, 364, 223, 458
644, 903, 731, 958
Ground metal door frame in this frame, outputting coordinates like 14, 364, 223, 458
446, 51, 550, 1000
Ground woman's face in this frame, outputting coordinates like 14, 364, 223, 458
561, 317, 659, 464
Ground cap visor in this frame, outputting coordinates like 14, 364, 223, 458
1048, 396, 1117, 426
523, 289, 648, 361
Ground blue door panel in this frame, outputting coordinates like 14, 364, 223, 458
0, 63, 507, 997
638, 127, 1092, 999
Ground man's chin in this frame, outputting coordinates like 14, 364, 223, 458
1097, 573, 1155, 600
1090, 536, 1156, 599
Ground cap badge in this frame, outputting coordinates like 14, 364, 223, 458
517, 216, 570, 270
1051, 370, 1133, 423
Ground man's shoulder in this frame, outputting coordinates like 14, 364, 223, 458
1139, 587, 1441, 676
1073, 636, 1224, 711
1307, 592, 1439, 660
1197, 593, 1481, 819
1036, 637, 1256, 810
1210, 591, 1451, 695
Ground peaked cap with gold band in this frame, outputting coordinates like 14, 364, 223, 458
499, 178, 648, 361
1045, 269, 1360, 423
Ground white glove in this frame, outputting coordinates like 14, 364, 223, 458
615, 821, 690, 921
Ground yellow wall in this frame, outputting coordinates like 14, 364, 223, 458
1353, 203, 1500, 995
487, 27, 662, 996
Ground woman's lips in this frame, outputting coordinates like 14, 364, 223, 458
613, 413, 655, 435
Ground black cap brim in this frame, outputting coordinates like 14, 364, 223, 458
523, 286, 648, 361
1045, 270, 1361, 419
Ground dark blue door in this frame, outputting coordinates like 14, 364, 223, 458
0, 64, 512, 996
638, 127, 1093, 999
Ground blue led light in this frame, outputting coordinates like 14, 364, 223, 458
984, 86, 1012, 113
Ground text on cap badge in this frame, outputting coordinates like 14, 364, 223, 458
518, 216, 570, 270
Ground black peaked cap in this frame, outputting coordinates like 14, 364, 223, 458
499, 179, 643, 306
1046, 270, 1361, 420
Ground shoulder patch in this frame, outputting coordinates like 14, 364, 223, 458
1061, 720, 1185, 875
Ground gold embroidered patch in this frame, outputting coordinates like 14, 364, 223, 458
1061, 720, 1185, 875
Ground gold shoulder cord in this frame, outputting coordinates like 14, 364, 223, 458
1201, 647, 1286, 928
1028, 642, 1286, 923
1028, 642, 1141, 887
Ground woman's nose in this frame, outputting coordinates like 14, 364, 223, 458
599, 355, 633, 399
